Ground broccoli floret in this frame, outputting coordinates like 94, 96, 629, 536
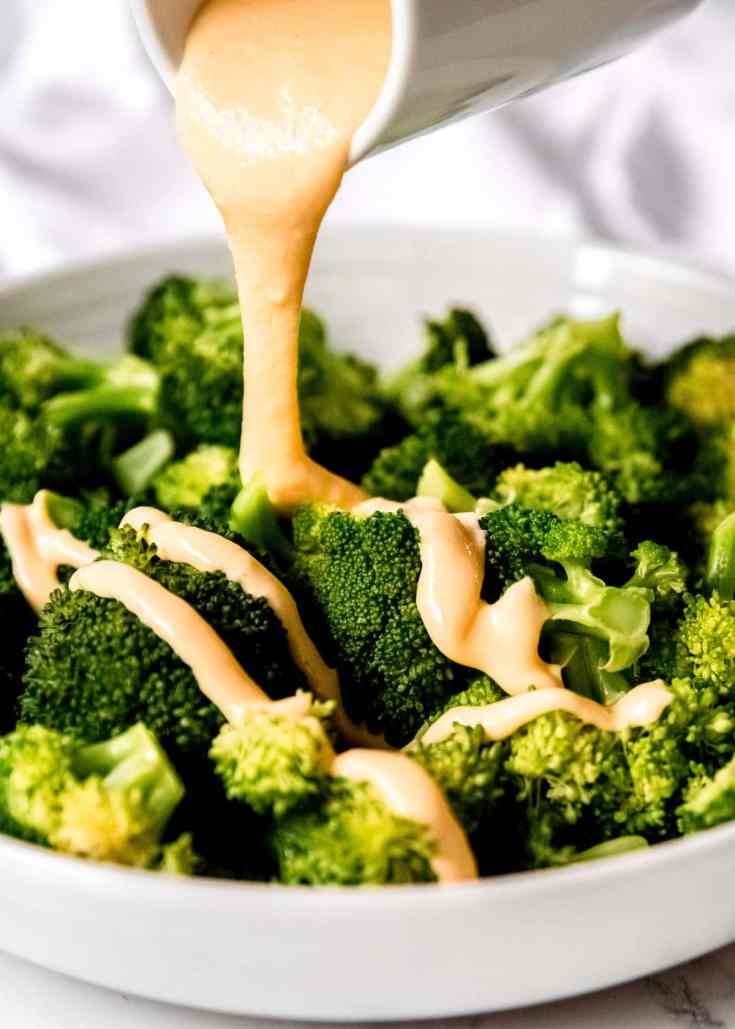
506, 679, 713, 863
0, 328, 102, 410
587, 402, 710, 507
389, 308, 493, 424
0, 401, 82, 503
480, 504, 651, 674
490, 462, 624, 539
21, 525, 307, 764
362, 408, 514, 501
292, 506, 471, 745
210, 696, 333, 817
412, 721, 506, 837
270, 778, 436, 885
0, 723, 184, 867
627, 541, 688, 607
669, 593, 735, 696
663, 335, 735, 429
678, 753, 735, 833
153, 444, 240, 511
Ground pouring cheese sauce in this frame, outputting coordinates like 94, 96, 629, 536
176, 0, 390, 513
0, 0, 673, 884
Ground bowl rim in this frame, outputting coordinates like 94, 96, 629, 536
1, 227, 734, 908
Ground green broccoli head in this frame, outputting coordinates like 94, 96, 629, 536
0, 328, 97, 410
677, 752, 735, 833
292, 505, 470, 745
663, 335, 735, 429
0, 723, 184, 867
362, 408, 515, 502
389, 307, 493, 424
490, 462, 624, 539
152, 444, 240, 511
480, 504, 652, 674
21, 525, 307, 763
210, 696, 333, 817
412, 678, 507, 836
670, 593, 735, 696
626, 541, 688, 607
270, 777, 436, 885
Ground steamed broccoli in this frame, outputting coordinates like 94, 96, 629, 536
293, 506, 470, 745
677, 753, 735, 832
152, 444, 240, 511
662, 334, 735, 429
0, 723, 185, 867
210, 695, 333, 817
389, 308, 493, 424
269, 778, 436, 885
411, 678, 507, 837
627, 541, 688, 606
21, 525, 307, 763
489, 462, 624, 539
480, 504, 652, 674
362, 408, 514, 501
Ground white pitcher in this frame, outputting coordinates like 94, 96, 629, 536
132, 0, 701, 165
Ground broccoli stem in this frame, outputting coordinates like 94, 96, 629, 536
416, 459, 477, 513
113, 429, 175, 496
568, 836, 648, 864
706, 509, 735, 600
230, 473, 293, 560
44, 492, 86, 532
43, 385, 158, 429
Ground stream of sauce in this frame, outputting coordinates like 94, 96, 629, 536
0, 491, 98, 611
176, 0, 391, 513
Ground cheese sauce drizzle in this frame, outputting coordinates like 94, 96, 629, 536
416, 681, 673, 747
353, 497, 563, 695
176, 0, 391, 514
332, 749, 478, 883
0, 490, 98, 611
70, 554, 472, 881
120, 506, 385, 748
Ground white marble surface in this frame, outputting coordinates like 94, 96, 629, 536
2, 943, 735, 1029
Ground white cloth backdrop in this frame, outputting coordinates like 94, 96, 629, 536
0, 0, 732, 283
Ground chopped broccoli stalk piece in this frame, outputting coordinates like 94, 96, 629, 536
677, 754, 735, 833
0, 723, 184, 866
706, 510, 735, 600
229, 473, 293, 562
113, 429, 175, 496
41, 355, 160, 429
153, 444, 240, 511
549, 632, 630, 705
416, 458, 477, 512
210, 696, 333, 817
567, 836, 649, 863
270, 778, 436, 885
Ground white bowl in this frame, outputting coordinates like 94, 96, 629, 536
0, 229, 734, 1021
